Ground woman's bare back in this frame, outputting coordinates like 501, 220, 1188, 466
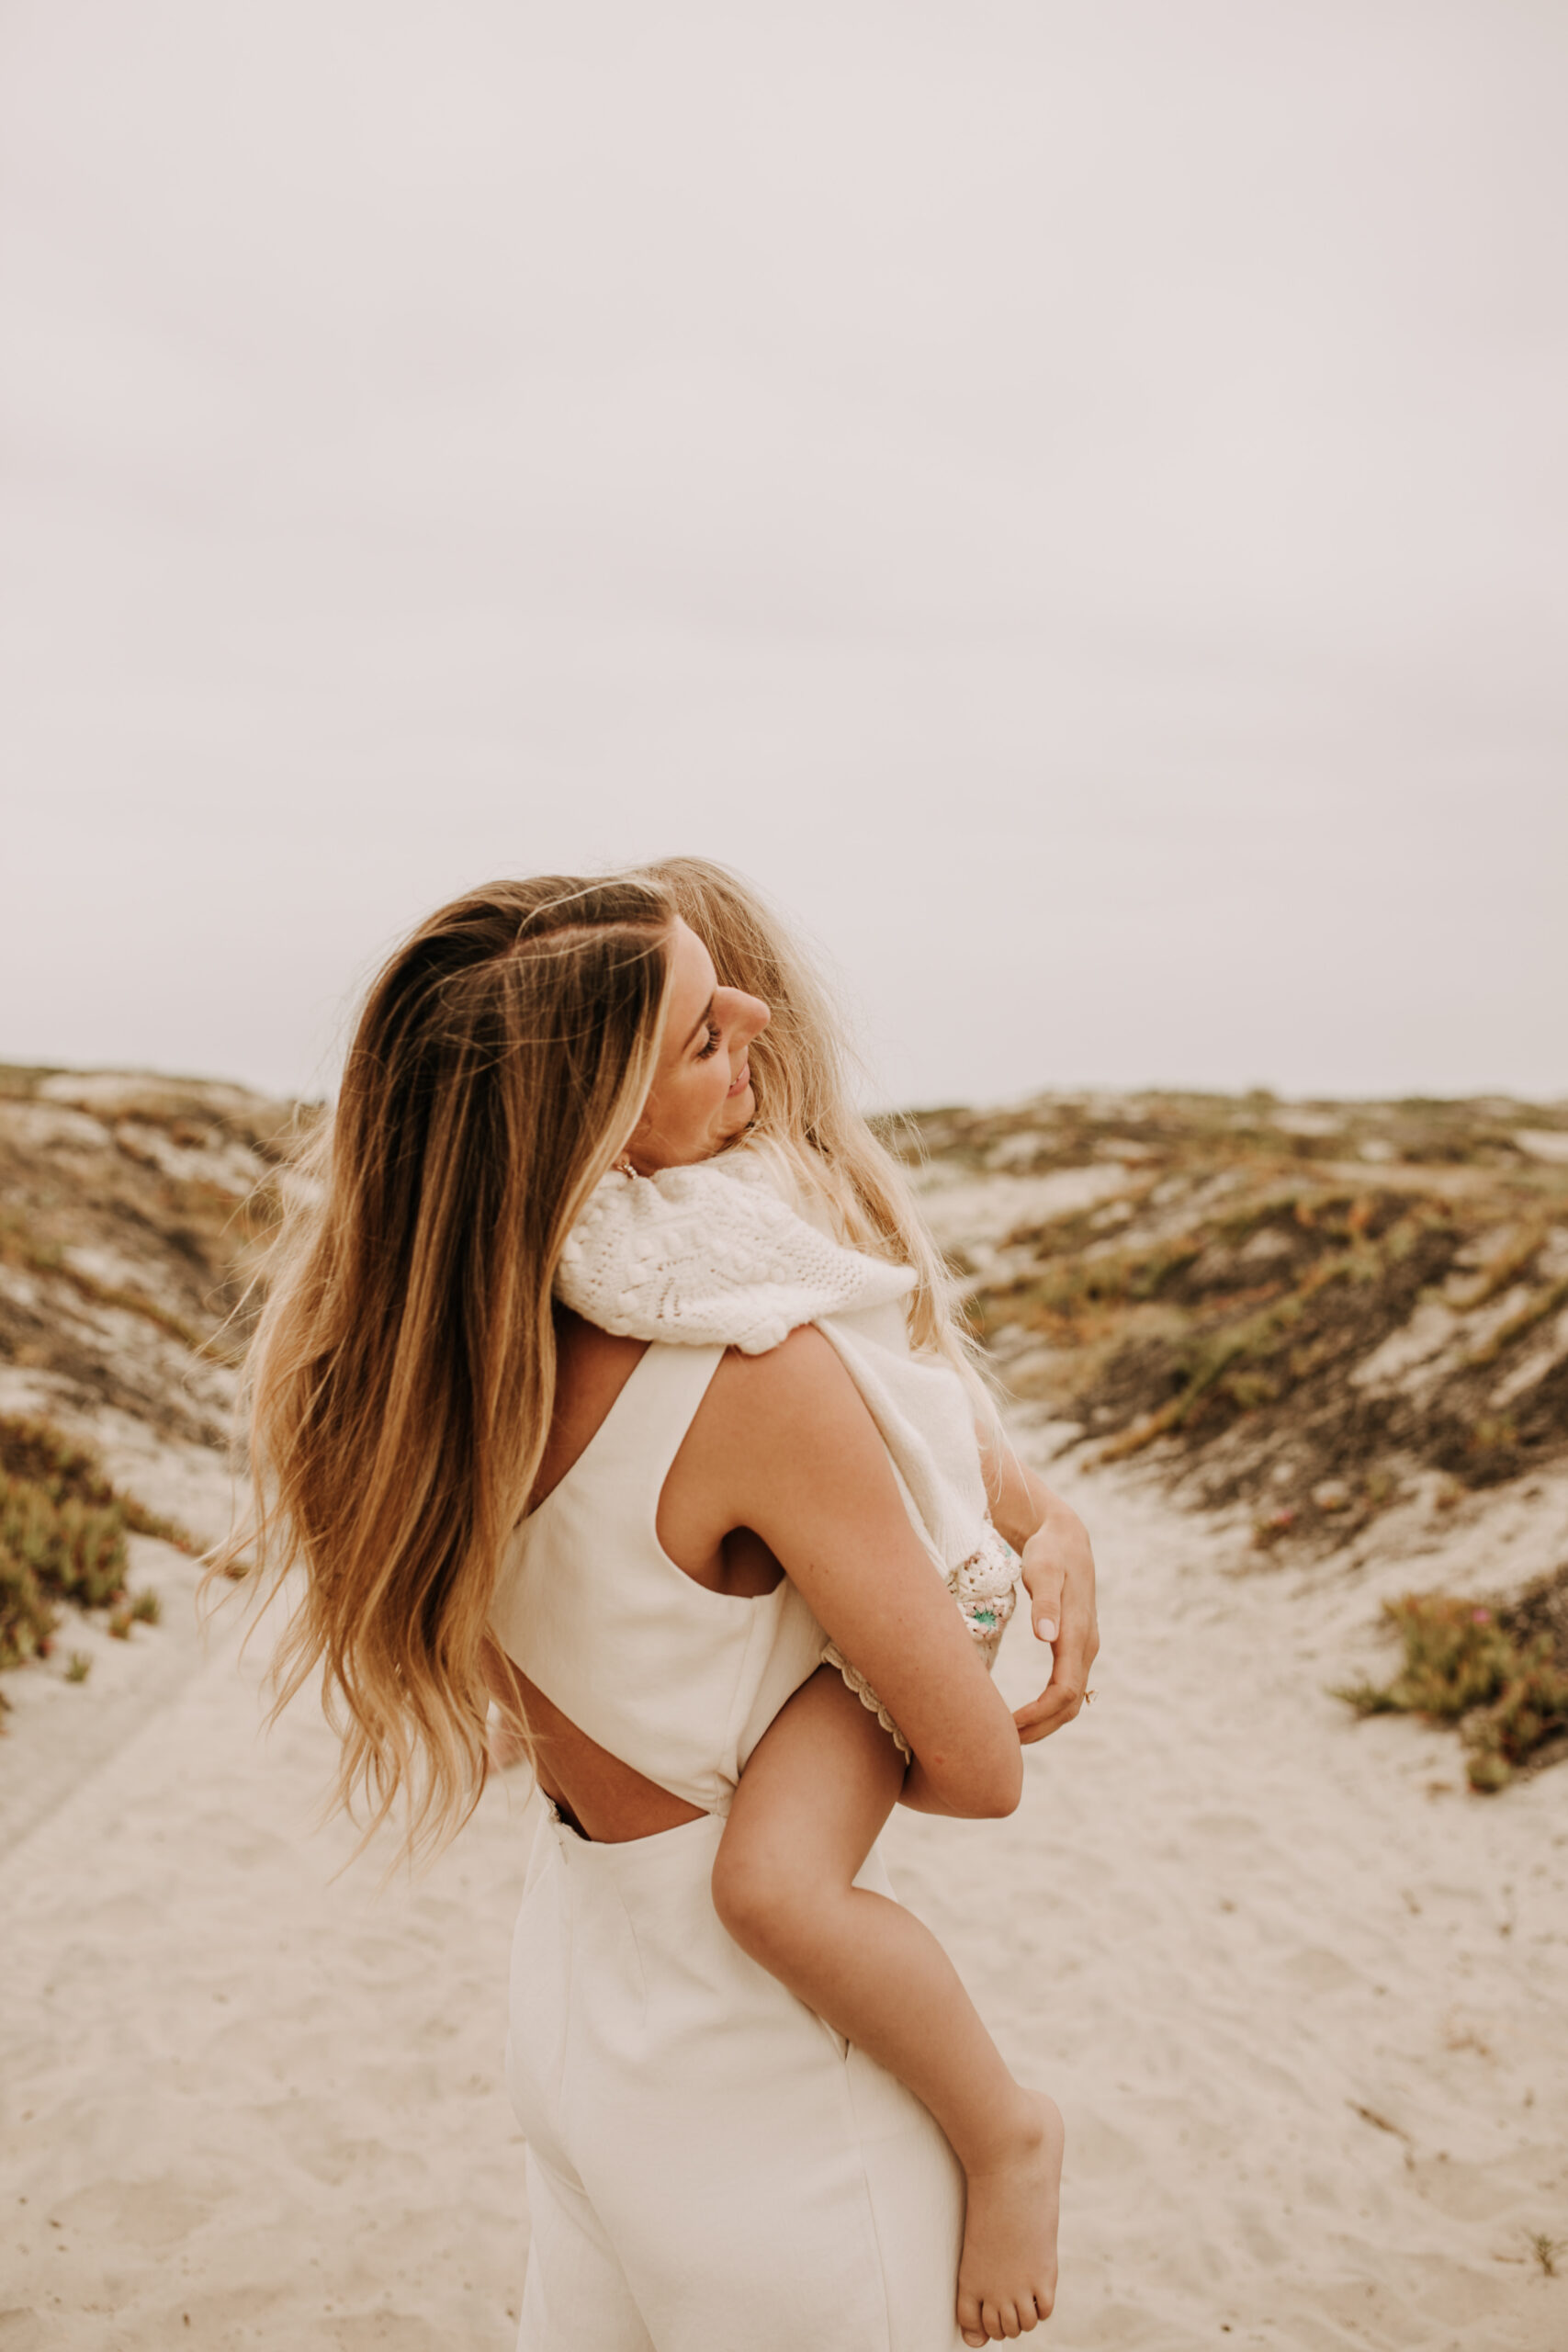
490, 1310, 787, 1840
490, 1306, 1021, 1842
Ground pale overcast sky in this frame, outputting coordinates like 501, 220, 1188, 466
3, 0, 1563, 1110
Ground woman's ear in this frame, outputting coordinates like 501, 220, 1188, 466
619, 1104, 655, 1175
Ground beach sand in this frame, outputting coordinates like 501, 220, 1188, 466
3, 1447, 1566, 2350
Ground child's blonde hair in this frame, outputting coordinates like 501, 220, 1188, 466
637, 856, 988, 1397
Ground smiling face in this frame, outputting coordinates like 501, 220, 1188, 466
623, 919, 771, 1173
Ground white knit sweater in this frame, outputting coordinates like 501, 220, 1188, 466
556, 1151, 1018, 1727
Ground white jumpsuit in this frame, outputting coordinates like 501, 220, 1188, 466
490, 1341, 967, 2352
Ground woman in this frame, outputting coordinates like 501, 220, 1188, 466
231, 870, 1098, 2349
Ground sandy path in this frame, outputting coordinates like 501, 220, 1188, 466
4, 1453, 1567, 2350
896, 1437, 1568, 2351
2, 1589, 533, 2351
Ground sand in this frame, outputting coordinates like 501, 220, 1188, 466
3, 1444, 1567, 2350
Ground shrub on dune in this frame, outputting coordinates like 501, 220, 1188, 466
1335, 1589, 1568, 1791
0, 1415, 193, 1678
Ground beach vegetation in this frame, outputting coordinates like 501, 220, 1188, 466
0, 1417, 194, 1551
0, 1067, 305, 1449
1528, 2231, 1563, 2279
1334, 1586, 1568, 1792
0, 1208, 205, 1349
1466, 1275, 1568, 1369
927, 1091, 1567, 1549
64, 1650, 91, 1682
0, 1415, 192, 1675
900, 1085, 1568, 1793
1, 1535, 58, 1669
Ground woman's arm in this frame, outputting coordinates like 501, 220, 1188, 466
696, 1329, 1023, 1820
978, 1419, 1100, 1747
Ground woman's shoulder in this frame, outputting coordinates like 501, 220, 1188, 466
688, 1323, 874, 1473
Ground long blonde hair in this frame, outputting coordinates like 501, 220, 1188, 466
637, 856, 985, 1387
216, 875, 674, 1864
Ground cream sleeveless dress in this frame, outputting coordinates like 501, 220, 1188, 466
491, 1340, 966, 2352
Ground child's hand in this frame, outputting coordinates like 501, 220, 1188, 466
1012, 1499, 1099, 1746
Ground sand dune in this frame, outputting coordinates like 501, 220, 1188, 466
4, 1434, 1566, 2350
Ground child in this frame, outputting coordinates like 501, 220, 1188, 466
556, 1139, 1072, 2347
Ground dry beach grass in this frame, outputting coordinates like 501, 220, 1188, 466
901, 1088, 1568, 1792
1, 1070, 1566, 2347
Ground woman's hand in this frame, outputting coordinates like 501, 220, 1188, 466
975, 1414, 1101, 1745
1012, 1495, 1099, 1747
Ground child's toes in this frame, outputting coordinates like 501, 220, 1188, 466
958, 2282, 986, 2347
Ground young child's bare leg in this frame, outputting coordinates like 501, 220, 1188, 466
711, 1666, 1062, 2346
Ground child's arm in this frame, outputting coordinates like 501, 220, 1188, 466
977, 1420, 1100, 1745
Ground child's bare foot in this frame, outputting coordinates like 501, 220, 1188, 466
955, 2088, 1064, 2345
